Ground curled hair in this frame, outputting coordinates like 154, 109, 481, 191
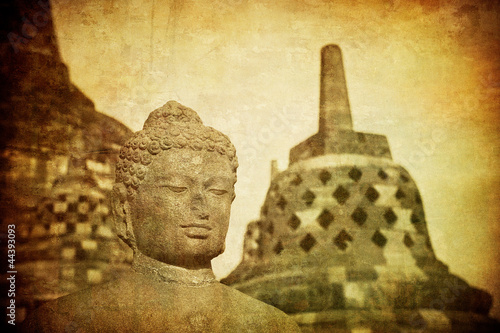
115, 101, 238, 197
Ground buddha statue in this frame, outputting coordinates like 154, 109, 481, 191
22, 101, 301, 332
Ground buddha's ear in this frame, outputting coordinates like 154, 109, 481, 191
231, 182, 236, 202
111, 183, 136, 249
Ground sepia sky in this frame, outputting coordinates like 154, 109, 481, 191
50, 0, 499, 317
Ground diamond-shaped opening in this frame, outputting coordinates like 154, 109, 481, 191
333, 186, 350, 205
404, 233, 414, 248
333, 229, 353, 251
395, 188, 406, 200
75, 249, 87, 260
46, 203, 54, 213
317, 209, 334, 229
365, 186, 380, 203
78, 195, 88, 203
290, 174, 302, 186
319, 170, 331, 185
66, 223, 76, 234
58, 194, 67, 201
77, 214, 88, 222
411, 213, 420, 224
348, 167, 362, 182
67, 203, 77, 213
372, 230, 387, 247
288, 214, 301, 230
400, 174, 409, 183
351, 207, 368, 226
300, 233, 317, 252
302, 190, 316, 206
378, 169, 388, 180
267, 222, 274, 235
274, 241, 284, 254
277, 196, 287, 211
383, 208, 398, 225
56, 213, 66, 222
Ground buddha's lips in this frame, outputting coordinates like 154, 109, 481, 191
180, 223, 212, 230
181, 224, 212, 239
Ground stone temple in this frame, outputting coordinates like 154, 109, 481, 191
223, 45, 500, 332
0, 0, 132, 325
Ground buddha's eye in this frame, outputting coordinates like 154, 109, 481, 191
166, 186, 187, 193
209, 189, 227, 196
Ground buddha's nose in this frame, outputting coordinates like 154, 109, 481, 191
191, 191, 209, 219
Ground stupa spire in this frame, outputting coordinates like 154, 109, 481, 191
319, 44, 353, 134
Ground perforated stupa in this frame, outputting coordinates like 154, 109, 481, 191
223, 45, 499, 332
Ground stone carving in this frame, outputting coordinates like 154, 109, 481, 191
22, 101, 300, 332
0, 0, 133, 323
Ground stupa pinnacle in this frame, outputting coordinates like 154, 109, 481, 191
223, 45, 499, 332
289, 45, 391, 165
319, 44, 353, 133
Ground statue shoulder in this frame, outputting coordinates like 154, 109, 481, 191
219, 283, 301, 332
20, 287, 95, 332
20, 278, 129, 332
20, 278, 302, 332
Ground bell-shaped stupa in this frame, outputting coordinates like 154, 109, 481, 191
223, 45, 499, 332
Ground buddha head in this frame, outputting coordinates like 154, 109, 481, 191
112, 101, 238, 269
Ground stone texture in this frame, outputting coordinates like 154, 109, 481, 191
223, 45, 500, 332
22, 101, 301, 332
0, 0, 132, 324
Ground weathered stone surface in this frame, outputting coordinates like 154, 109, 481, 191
0, 0, 132, 324
22, 101, 301, 332
223, 45, 500, 332
23, 254, 300, 332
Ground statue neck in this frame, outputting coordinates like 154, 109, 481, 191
132, 252, 217, 286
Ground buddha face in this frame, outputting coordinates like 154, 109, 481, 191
126, 148, 235, 269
